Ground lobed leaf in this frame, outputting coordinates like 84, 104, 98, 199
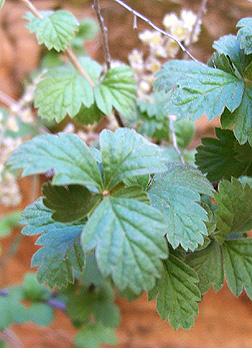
148, 162, 213, 251
223, 238, 252, 299
81, 196, 168, 294
100, 128, 168, 190
237, 18, 252, 55
74, 323, 117, 348
25, 10, 79, 52
7, 133, 103, 189
214, 178, 252, 243
148, 254, 201, 330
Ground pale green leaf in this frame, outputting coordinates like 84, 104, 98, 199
148, 163, 213, 251
81, 196, 168, 294
0, 212, 21, 237
148, 255, 201, 330
22, 273, 51, 302
35, 61, 94, 122
154, 60, 244, 121
237, 18, 252, 55
100, 128, 168, 190
223, 238, 252, 299
196, 128, 252, 182
0, 297, 30, 330
29, 303, 54, 326
214, 178, 252, 243
42, 182, 101, 222
25, 10, 79, 51
186, 240, 224, 294
7, 133, 103, 189
0, 0, 5, 9
94, 66, 137, 116
74, 323, 117, 348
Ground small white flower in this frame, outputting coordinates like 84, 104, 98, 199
165, 39, 180, 58
180, 9, 197, 30
5, 116, 19, 132
163, 13, 180, 30
139, 80, 151, 94
63, 123, 75, 133
145, 57, 162, 74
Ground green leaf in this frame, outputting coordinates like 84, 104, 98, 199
124, 174, 150, 190
21, 198, 85, 288
154, 60, 244, 121
77, 18, 99, 40
66, 282, 120, 328
25, 10, 79, 52
29, 303, 54, 326
81, 196, 168, 294
74, 323, 117, 348
208, 52, 237, 76
212, 34, 252, 76
148, 255, 201, 330
0, 296, 30, 330
195, 128, 252, 182
94, 66, 137, 116
100, 128, 168, 190
174, 119, 195, 150
214, 178, 252, 243
186, 240, 224, 294
223, 238, 252, 299
148, 162, 213, 251
112, 185, 150, 205
22, 273, 51, 302
7, 133, 103, 189
42, 182, 101, 222
237, 18, 252, 55
137, 90, 169, 120
0, 211, 21, 237
73, 102, 103, 125
221, 86, 252, 146
79, 254, 103, 286
34, 62, 94, 122
0, 0, 5, 9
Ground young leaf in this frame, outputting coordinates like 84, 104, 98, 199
74, 323, 117, 348
24, 10, 79, 52
148, 162, 213, 251
223, 238, 252, 299
42, 182, 101, 222
148, 255, 201, 330
7, 133, 103, 189
100, 128, 168, 190
34, 62, 94, 122
186, 240, 224, 294
154, 60, 244, 121
81, 196, 168, 294
214, 178, 252, 243
237, 18, 252, 55
195, 128, 252, 182
21, 198, 85, 288
94, 66, 137, 117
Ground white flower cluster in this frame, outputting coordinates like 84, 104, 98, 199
128, 9, 201, 100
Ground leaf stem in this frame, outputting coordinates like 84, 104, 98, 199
112, 0, 199, 62
19, 0, 95, 87
169, 116, 185, 164
93, 0, 125, 128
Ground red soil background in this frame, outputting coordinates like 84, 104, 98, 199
1, 0, 252, 347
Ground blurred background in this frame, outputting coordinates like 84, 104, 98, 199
1, 0, 252, 347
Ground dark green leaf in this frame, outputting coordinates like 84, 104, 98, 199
42, 182, 101, 222
223, 238, 252, 299
7, 133, 103, 189
74, 323, 117, 348
186, 240, 224, 294
25, 10, 79, 52
208, 52, 237, 76
81, 196, 168, 294
148, 163, 213, 251
73, 102, 103, 125
148, 255, 201, 330
237, 18, 252, 55
124, 174, 150, 190
214, 178, 252, 243
100, 128, 168, 190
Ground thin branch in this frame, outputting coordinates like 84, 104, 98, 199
0, 90, 19, 109
0, 329, 24, 348
93, 0, 125, 128
169, 116, 185, 164
112, 0, 199, 62
19, 0, 95, 87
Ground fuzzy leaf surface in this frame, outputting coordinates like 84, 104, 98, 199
100, 128, 168, 190
186, 240, 224, 294
148, 163, 213, 251
195, 128, 252, 182
94, 66, 137, 116
74, 323, 117, 348
148, 255, 201, 330
42, 182, 101, 222
223, 238, 252, 299
7, 133, 103, 189
21, 198, 85, 288
214, 178, 252, 243
34, 60, 95, 122
154, 60, 244, 121
81, 196, 168, 294
25, 10, 79, 51
237, 18, 252, 55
